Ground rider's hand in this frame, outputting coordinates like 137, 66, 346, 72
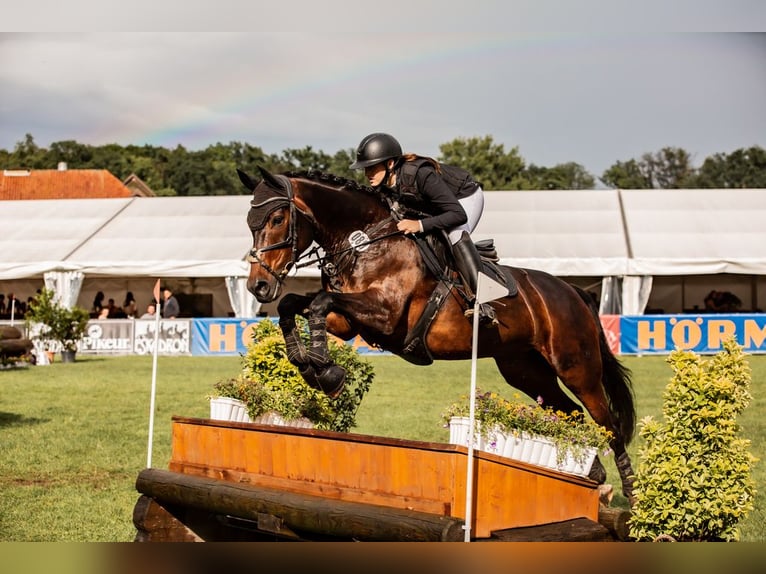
397, 219, 423, 235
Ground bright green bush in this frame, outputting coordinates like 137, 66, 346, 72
628, 339, 757, 541
212, 317, 374, 432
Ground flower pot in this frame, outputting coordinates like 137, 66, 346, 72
209, 397, 240, 421
230, 400, 251, 423
480, 424, 507, 455
251, 411, 314, 428
60, 350, 76, 363
502, 432, 526, 460
555, 447, 598, 478
448, 416, 480, 448
531, 436, 556, 466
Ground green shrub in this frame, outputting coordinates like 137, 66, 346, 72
212, 317, 374, 432
628, 339, 757, 541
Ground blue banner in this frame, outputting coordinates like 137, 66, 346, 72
620, 314, 766, 355
191, 317, 390, 357
191, 318, 272, 356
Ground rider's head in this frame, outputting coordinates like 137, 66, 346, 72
350, 133, 402, 188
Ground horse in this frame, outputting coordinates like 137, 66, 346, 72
237, 166, 637, 503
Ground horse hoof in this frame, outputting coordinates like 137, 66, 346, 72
318, 365, 346, 398
588, 459, 607, 484
298, 364, 321, 390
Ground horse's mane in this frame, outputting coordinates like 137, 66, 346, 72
285, 169, 383, 200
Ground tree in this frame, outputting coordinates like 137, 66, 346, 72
523, 162, 596, 190
688, 146, 766, 188
438, 135, 526, 190
8, 133, 48, 169
601, 147, 695, 189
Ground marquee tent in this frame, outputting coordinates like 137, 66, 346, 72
1, 189, 764, 317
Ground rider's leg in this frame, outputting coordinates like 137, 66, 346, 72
451, 230, 498, 326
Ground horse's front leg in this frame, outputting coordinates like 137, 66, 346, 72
276, 292, 347, 397
276, 293, 325, 388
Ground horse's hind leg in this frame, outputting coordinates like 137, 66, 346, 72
494, 353, 608, 484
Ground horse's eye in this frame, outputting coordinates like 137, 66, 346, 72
272, 214, 284, 226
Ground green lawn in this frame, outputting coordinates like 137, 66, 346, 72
0, 352, 763, 541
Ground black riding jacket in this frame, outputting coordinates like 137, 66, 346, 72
393, 159, 480, 234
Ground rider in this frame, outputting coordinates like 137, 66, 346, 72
350, 132, 497, 326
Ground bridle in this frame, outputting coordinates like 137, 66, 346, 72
246, 174, 308, 285
246, 173, 404, 291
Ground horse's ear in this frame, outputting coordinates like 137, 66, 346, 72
237, 169, 257, 191
257, 165, 286, 191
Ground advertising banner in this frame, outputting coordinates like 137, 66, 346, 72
620, 314, 766, 355
80, 320, 134, 354
133, 319, 192, 356
599, 315, 621, 355
191, 318, 390, 356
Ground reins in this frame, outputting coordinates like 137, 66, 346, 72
247, 174, 403, 286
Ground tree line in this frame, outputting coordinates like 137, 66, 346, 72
2, 133, 764, 195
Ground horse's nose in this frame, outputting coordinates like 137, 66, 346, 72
247, 279, 273, 302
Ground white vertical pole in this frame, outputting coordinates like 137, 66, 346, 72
462, 272, 508, 542
463, 301, 480, 542
146, 280, 162, 468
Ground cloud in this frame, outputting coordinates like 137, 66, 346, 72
1, 25, 764, 179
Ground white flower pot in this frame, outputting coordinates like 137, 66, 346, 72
448, 416, 480, 448
480, 425, 508, 455
251, 411, 314, 429
209, 397, 239, 421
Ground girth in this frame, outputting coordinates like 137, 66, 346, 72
399, 234, 517, 366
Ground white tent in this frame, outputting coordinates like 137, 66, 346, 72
1, 189, 765, 316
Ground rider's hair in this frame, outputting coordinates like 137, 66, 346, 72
396, 153, 441, 173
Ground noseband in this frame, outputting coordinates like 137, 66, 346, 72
246, 174, 304, 285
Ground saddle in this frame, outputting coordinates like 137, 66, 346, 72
401, 233, 518, 365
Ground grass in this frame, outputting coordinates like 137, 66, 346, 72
0, 353, 763, 541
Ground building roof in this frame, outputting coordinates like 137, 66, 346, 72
0, 168, 138, 200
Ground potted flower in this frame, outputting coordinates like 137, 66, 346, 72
441, 389, 613, 477
25, 288, 90, 363
209, 317, 374, 432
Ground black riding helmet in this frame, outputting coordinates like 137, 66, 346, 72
349, 133, 402, 170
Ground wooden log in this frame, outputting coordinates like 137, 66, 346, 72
133, 495, 202, 542
598, 506, 633, 541
0, 326, 24, 340
136, 468, 465, 542
487, 517, 614, 542
0, 338, 33, 357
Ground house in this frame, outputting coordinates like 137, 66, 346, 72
0, 163, 154, 200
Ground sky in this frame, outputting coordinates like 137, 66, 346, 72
1, 1, 765, 180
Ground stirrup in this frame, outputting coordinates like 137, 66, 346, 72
464, 303, 498, 327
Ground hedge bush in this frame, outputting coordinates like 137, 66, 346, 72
628, 338, 757, 541
212, 317, 374, 432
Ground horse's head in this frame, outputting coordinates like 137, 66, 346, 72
239, 167, 315, 302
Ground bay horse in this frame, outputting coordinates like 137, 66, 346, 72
238, 166, 636, 503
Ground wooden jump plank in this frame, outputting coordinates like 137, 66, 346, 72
136, 468, 466, 542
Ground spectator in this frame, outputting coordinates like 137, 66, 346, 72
140, 303, 156, 319
123, 291, 137, 318
98, 307, 110, 320
162, 287, 180, 319
92, 291, 105, 317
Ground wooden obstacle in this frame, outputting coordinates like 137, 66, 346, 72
134, 417, 629, 541
0, 326, 34, 365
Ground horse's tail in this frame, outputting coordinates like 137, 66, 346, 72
571, 285, 636, 445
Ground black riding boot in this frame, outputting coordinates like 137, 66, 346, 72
452, 231, 498, 327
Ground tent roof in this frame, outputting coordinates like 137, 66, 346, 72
1, 188, 764, 280
474, 189, 629, 276
622, 188, 766, 275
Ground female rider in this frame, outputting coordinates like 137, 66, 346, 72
350, 132, 496, 326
